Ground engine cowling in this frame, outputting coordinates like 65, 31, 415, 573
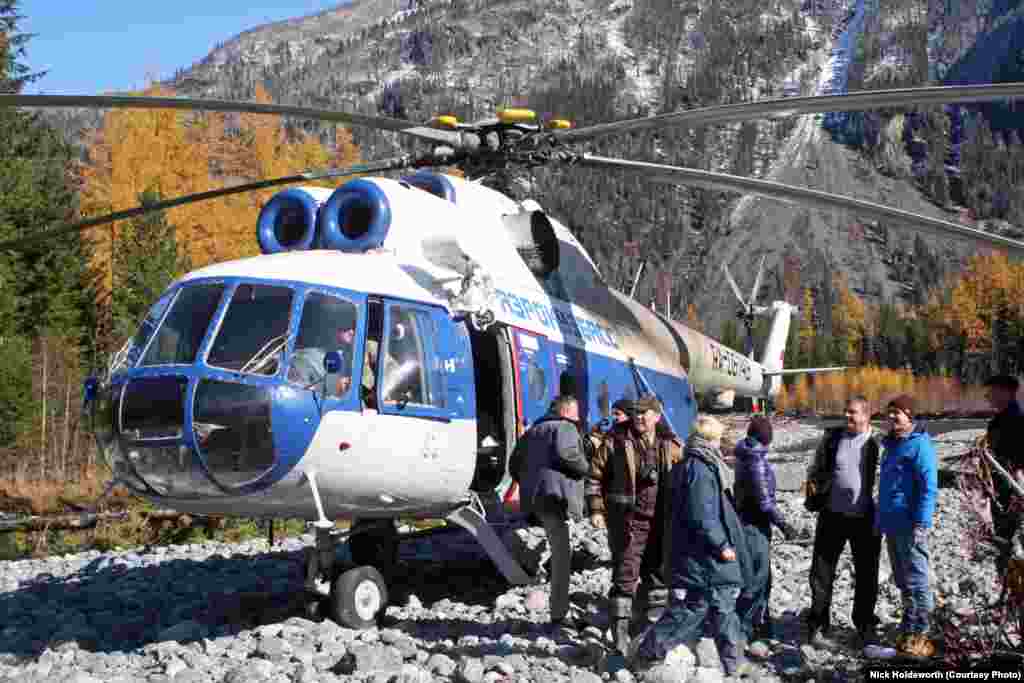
317, 179, 393, 252
502, 202, 560, 278
256, 187, 333, 254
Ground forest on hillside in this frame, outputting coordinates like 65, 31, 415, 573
1, 0, 1024, 493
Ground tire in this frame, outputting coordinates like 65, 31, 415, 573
329, 565, 389, 629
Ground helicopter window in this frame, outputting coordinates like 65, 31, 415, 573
141, 284, 224, 367
207, 284, 294, 375
287, 291, 360, 398
380, 305, 442, 409
527, 357, 547, 402
118, 289, 175, 371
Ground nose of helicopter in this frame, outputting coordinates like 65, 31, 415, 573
94, 374, 321, 498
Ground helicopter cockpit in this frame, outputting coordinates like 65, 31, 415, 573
92, 275, 456, 502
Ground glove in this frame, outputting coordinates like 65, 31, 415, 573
912, 523, 928, 547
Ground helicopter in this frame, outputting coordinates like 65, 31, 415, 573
2, 83, 1024, 629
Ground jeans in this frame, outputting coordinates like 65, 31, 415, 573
808, 510, 881, 632
886, 528, 933, 634
536, 498, 572, 621
736, 522, 772, 639
634, 586, 745, 675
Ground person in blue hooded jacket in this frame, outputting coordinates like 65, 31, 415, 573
878, 394, 938, 658
733, 416, 798, 656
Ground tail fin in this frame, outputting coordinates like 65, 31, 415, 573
759, 301, 848, 396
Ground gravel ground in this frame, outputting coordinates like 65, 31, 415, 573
0, 419, 997, 683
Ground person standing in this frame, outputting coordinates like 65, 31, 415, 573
878, 395, 938, 657
509, 395, 590, 629
630, 414, 751, 677
586, 395, 682, 654
804, 397, 883, 648
734, 416, 798, 656
983, 374, 1024, 573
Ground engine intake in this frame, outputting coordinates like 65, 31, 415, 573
256, 187, 332, 254
317, 179, 392, 252
503, 205, 560, 278
401, 171, 457, 204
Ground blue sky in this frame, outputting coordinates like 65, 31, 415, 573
22, 2, 347, 94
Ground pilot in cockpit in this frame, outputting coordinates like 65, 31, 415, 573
288, 319, 357, 398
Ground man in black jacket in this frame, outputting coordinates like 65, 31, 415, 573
804, 396, 882, 648
509, 395, 589, 629
985, 374, 1024, 573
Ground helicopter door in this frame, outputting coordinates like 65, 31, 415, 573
510, 328, 555, 434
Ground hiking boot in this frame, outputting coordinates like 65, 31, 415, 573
809, 627, 835, 649
855, 625, 878, 648
899, 633, 936, 658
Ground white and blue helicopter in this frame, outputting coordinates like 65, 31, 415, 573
3, 84, 1024, 628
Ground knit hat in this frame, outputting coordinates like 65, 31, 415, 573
887, 394, 915, 417
634, 395, 663, 414
748, 415, 773, 446
611, 398, 635, 416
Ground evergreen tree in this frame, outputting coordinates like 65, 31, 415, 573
0, 2, 90, 450
109, 190, 192, 345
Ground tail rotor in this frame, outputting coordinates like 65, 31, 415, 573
722, 255, 768, 357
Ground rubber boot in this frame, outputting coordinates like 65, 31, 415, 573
610, 595, 633, 655
645, 588, 668, 625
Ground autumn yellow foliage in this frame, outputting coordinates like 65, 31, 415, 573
80, 84, 362, 293
774, 365, 988, 415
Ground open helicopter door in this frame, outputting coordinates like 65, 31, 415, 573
362, 299, 476, 501
510, 327, 555, 434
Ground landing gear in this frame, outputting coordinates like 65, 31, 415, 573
302, 520, 396, 629
331, 566, 389, 630
349, 519, 399, 576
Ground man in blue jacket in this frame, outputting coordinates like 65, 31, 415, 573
878, 395, 938, 658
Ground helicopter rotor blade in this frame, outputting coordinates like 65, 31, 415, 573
721, 262, 748, 311
569, 154, 1024, 256
0, 155, 421, 252
0, 94, 464, 147
557, 83, 1024, 144
749, 254, 765, 305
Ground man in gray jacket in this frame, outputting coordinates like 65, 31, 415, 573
509, 395, 589, 629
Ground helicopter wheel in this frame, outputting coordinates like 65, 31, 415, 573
329, 565, 389, 629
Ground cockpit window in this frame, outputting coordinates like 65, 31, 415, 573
287, 291, 360, 398
120, 289, 175, 371
207, 284, 293, 375
141, 284, 224, 367
380, 305, 444, 408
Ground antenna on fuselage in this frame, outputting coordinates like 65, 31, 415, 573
629, 259, 647, 299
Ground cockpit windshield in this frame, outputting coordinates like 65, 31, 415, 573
141, 284, 225, 367
208, 284, 293, 375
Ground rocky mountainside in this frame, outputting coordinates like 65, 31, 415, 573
160, 0, 1023, 338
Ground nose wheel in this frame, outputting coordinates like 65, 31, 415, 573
331, 565, 388, 629
302, 523, 393, 629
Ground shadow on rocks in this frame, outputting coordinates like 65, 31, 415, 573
0, 547, 318, 661
0, 547, 514, 663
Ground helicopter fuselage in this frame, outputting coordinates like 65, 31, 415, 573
90, 174, 790, 521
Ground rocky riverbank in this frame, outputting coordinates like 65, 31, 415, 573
0, 419, 998, 683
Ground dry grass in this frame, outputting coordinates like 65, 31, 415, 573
0, 466, 134, 515
775, 366, 989, 416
